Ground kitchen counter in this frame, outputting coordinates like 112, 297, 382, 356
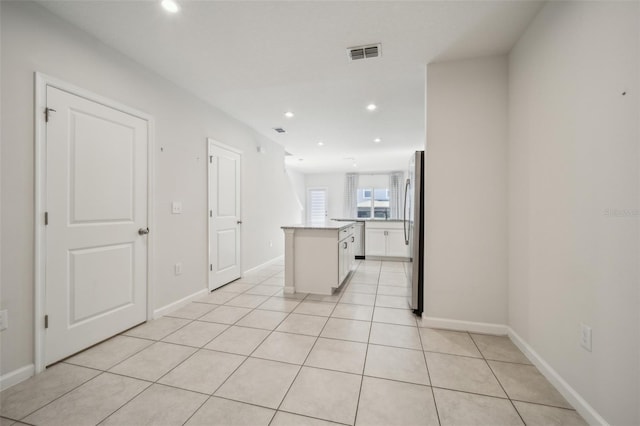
281, 220, 355, 230
282, 222, 356, 295
332, 218, 404, 223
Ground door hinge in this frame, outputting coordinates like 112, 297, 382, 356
209, 156, 213, 163
209, 210, 212, 218
44, 211, 49, 225
44, 315, 49, 329
45, 107, 56, 123
210, 264, 213, 271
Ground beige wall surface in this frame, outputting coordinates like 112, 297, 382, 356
508, 1, 639, 424
425, 56, 509, 326
0, 1, 300, 376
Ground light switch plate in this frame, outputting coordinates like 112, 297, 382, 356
172, 201, 182, 214
580, 323, 592, 352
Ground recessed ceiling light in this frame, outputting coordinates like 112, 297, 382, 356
374, 138, 381, 143
284, 111, 294, 118
366, 104, 377, 111
161, 0, 180, 13
317, 141, 324, 146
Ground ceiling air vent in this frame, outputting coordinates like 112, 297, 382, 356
348, 43, 381, 61
273, 127, 286, 134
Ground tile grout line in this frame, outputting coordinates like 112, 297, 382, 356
469, 333, 527, 425
413, 267, 442, 426
269, 272, 346, 425
97, 269, 285, 426
352, 261, 382, 426
181, 269, 298, 426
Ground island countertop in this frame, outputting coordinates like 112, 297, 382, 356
281, 220, 356, 231
331, 218, 404, 223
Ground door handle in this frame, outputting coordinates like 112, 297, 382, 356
237, 220, 243, 224
343, 242, 347, 249
403, 178, 410, 245
138, 227, 149, 235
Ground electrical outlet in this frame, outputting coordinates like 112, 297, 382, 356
172, 201, 182, 214
0, 310, 8, 331
580, 323, 592, 352
175, 263, 183, 275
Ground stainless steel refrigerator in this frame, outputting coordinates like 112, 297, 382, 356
404, 151, 424, 315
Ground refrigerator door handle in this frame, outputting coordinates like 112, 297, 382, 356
403, 178, 410, 245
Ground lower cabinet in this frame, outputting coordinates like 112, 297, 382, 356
364, 229, 387, 257
385, 229, 408, 257
282, 223, 355, 295
338, 232, 355, 284
365, 221, 410, 259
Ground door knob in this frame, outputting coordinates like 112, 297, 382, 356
237, 220, 243, 224
138, 227, 150, 235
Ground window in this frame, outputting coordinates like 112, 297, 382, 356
357, 186, 390, 219
307, 187, 327, 222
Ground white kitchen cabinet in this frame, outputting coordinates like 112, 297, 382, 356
386, 229, 408, 257
365, 221, 410, 259
365, 229, 387, 257
338, 230, 356, 284
282, 221, 355, 295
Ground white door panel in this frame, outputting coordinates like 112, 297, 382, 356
209, 140, 242, 290
45, 86, 148, 365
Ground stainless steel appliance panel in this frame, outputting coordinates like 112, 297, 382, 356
404, 151, 424, 315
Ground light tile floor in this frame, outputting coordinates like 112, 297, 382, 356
0, 260, 588, 426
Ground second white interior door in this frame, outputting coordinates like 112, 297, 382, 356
208, 139, 242, 290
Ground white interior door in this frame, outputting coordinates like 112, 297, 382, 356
307, 187, 328, 222
208, 140, 242, 290
44, 86, 149, 365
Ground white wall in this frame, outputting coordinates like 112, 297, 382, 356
508, 2, 639, 424
424, 56, 509, 326
0, 1, 300, 377
286, 168, 306, 221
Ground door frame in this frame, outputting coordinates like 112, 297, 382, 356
207, 138, 243, 291
34, 73, 155, 373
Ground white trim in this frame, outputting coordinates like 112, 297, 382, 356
207, 138, 243, 291
243, 255, 284, 276
207, 138, 243, 156
417, 315, 608, 424
34, 72, 155, 373
0, 364, 35, 391
419, 315, 508, 335
508, 328, 609, 426
153, 288, 209, 319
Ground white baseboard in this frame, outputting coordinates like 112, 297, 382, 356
153, 288, 209, 319
419, 315, 508, 335
1, 364, 34, 391
243, 255, 284, 275
507, 328, 608, 426
418, 316, 607, 425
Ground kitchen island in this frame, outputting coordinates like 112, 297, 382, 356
281, 220, 356, 295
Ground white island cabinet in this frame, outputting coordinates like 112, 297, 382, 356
282, 221, 356, 295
